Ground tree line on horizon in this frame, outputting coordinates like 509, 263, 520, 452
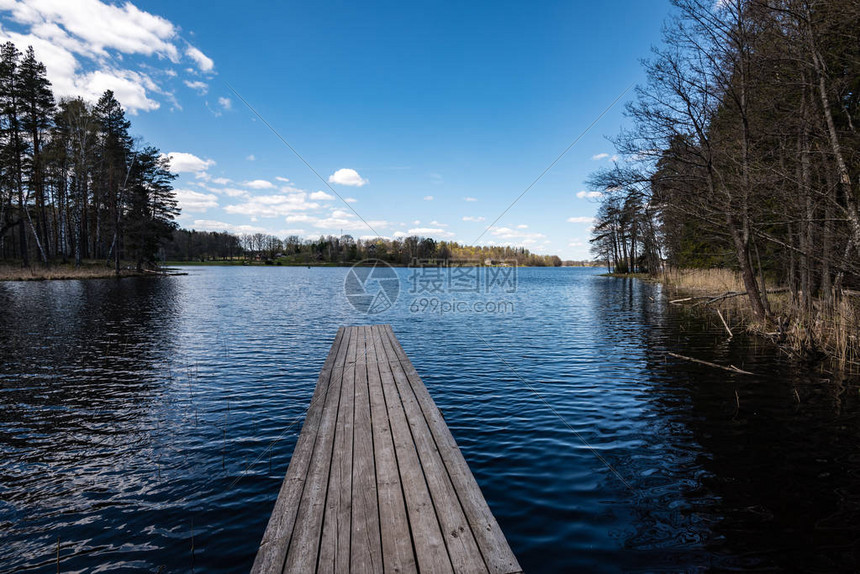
0, 43, 178, 271
589, 0, 859, 320
162, 228, 565, 266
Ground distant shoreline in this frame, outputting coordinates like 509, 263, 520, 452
161, 260, 600, 268
0, 260, 600, 281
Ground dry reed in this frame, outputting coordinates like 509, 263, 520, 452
0, 263, 145, 281
661, 267, 859, 373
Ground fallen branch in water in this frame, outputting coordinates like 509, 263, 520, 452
684, 287, 791, 308
666, 351, 755, 375
716, 309, 733, 338
669, 295, 712, 304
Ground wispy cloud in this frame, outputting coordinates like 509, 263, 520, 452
175, 189, 218, 212
490, 226, 546, 246
576, 190, 603, 199
225, 192, 320, 217
184, 80, 208, 94
408, 227, 455, 238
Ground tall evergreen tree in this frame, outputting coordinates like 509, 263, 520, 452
19, 46, 55, 261
0, 42, 28, 265
94, 90, 133, 272
124, 147, 178, 270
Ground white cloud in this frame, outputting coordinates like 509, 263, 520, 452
393, 231, 408, 238
82, 68, 160, 113
164, 152, 215, 174
218, 96, 232, 110
464, 197, 477, 202
592, 153, 610, 160
211, 177, 231, 185
328, 168, 368, 187
175, 189, 218, 213
407, 227, 455, 238
0, 0, 179, 60
184, 80, 208, 94
462, 216, 485, 222
576, 190, 603, 199
243, 179, 274, 189
567, 216, 595, 224
0, 0, 215, 113
429, 220, 448, 227
345, 197, 357, 203
291, 210, 388, 232
191, 219, 268, 234
490, 227, 546, 247
517, 224, 528, 229
219, 187, 249, 198
275, 176, 291, 183
225, 192, 320, 218
423, 195, 434, 201
185, 46, 214, 72
246, 154, 256, 161
310, 191, 335, 200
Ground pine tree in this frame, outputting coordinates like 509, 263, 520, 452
19, 46, 55, 261
94, 90, 133, 273
124, 146, 178, 270
0, 42, 28, 265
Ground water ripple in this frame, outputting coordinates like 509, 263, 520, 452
1, 268, 859, 572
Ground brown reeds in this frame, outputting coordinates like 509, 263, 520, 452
662, 268, 859, 373
0, 263, 146, 281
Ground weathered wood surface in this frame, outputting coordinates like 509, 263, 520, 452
252, 324, 521, 574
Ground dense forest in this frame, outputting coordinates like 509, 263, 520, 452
163, 228, 564, 266
0, 43, 178, 271
589, 0, 859, 323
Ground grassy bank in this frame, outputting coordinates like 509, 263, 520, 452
0, 263, 151, 281
656, 268, 859, 373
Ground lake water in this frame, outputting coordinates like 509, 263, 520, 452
2, 266, 859, 572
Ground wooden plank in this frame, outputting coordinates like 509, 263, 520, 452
374, 325, 488, 574
281, 327, 353, 573
381, 325, 522, 574
373, 327, 454, 574
365, 326, 418, 574
350, 326, 384, 572
255, 325, 519, 574
251, 327, 347, 574
316, 328, 357, 572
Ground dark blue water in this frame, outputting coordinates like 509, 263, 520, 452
2, 267, 859, 572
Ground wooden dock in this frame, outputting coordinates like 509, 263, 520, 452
252, 324, 521, 573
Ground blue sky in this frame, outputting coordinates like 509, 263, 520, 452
0, 0, 673, 259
